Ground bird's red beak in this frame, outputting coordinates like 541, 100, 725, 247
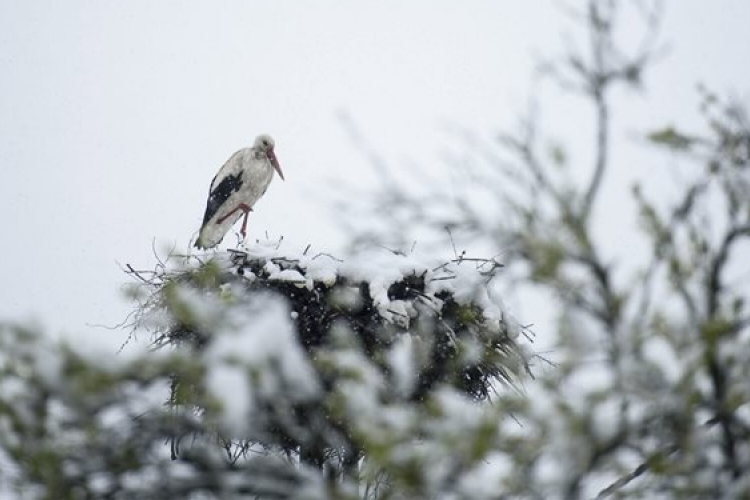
268, 149, 284, 181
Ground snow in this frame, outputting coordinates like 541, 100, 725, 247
231, 243, 519, 339
87, 472, 114, 496
188, 243, 522, 348
268, 268, 306, 284
342, 250, 429, 307
203, 292, 321, 436
299, 253, 339, 286
206, 363, 251, 437
383, 298, 410, 327
263, 259, 281, 277
388, 334, 416, 397
455, 452, 511, 499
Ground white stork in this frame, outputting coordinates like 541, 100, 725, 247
194, 134, 284, 249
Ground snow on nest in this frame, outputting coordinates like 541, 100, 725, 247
219, 241, 522, 338
197, 291, 320, 437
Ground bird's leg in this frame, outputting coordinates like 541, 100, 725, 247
236, 203, 252, 239
217, 203, 252, 225
240, 210, 250, 238
216, 207, 240, 225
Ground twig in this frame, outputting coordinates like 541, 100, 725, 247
594, 462, 648, 499
312, 252, 344, 262
446, 226, 459, 259
126, 263, 155, 285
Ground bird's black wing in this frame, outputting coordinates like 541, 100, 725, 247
200, 171, 244, 226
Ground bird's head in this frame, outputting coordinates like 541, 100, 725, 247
254, 134, 284, 181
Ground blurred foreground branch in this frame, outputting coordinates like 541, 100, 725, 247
338, 1, 750, 497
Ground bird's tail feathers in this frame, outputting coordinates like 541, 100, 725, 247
194, 227, 209, 250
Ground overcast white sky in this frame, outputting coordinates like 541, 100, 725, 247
1, 1, 748, 350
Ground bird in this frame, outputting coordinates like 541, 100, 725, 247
194, 134, 284, 249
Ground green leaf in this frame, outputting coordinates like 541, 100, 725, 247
648, 127, 696, 151
700, 318, 734, 346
